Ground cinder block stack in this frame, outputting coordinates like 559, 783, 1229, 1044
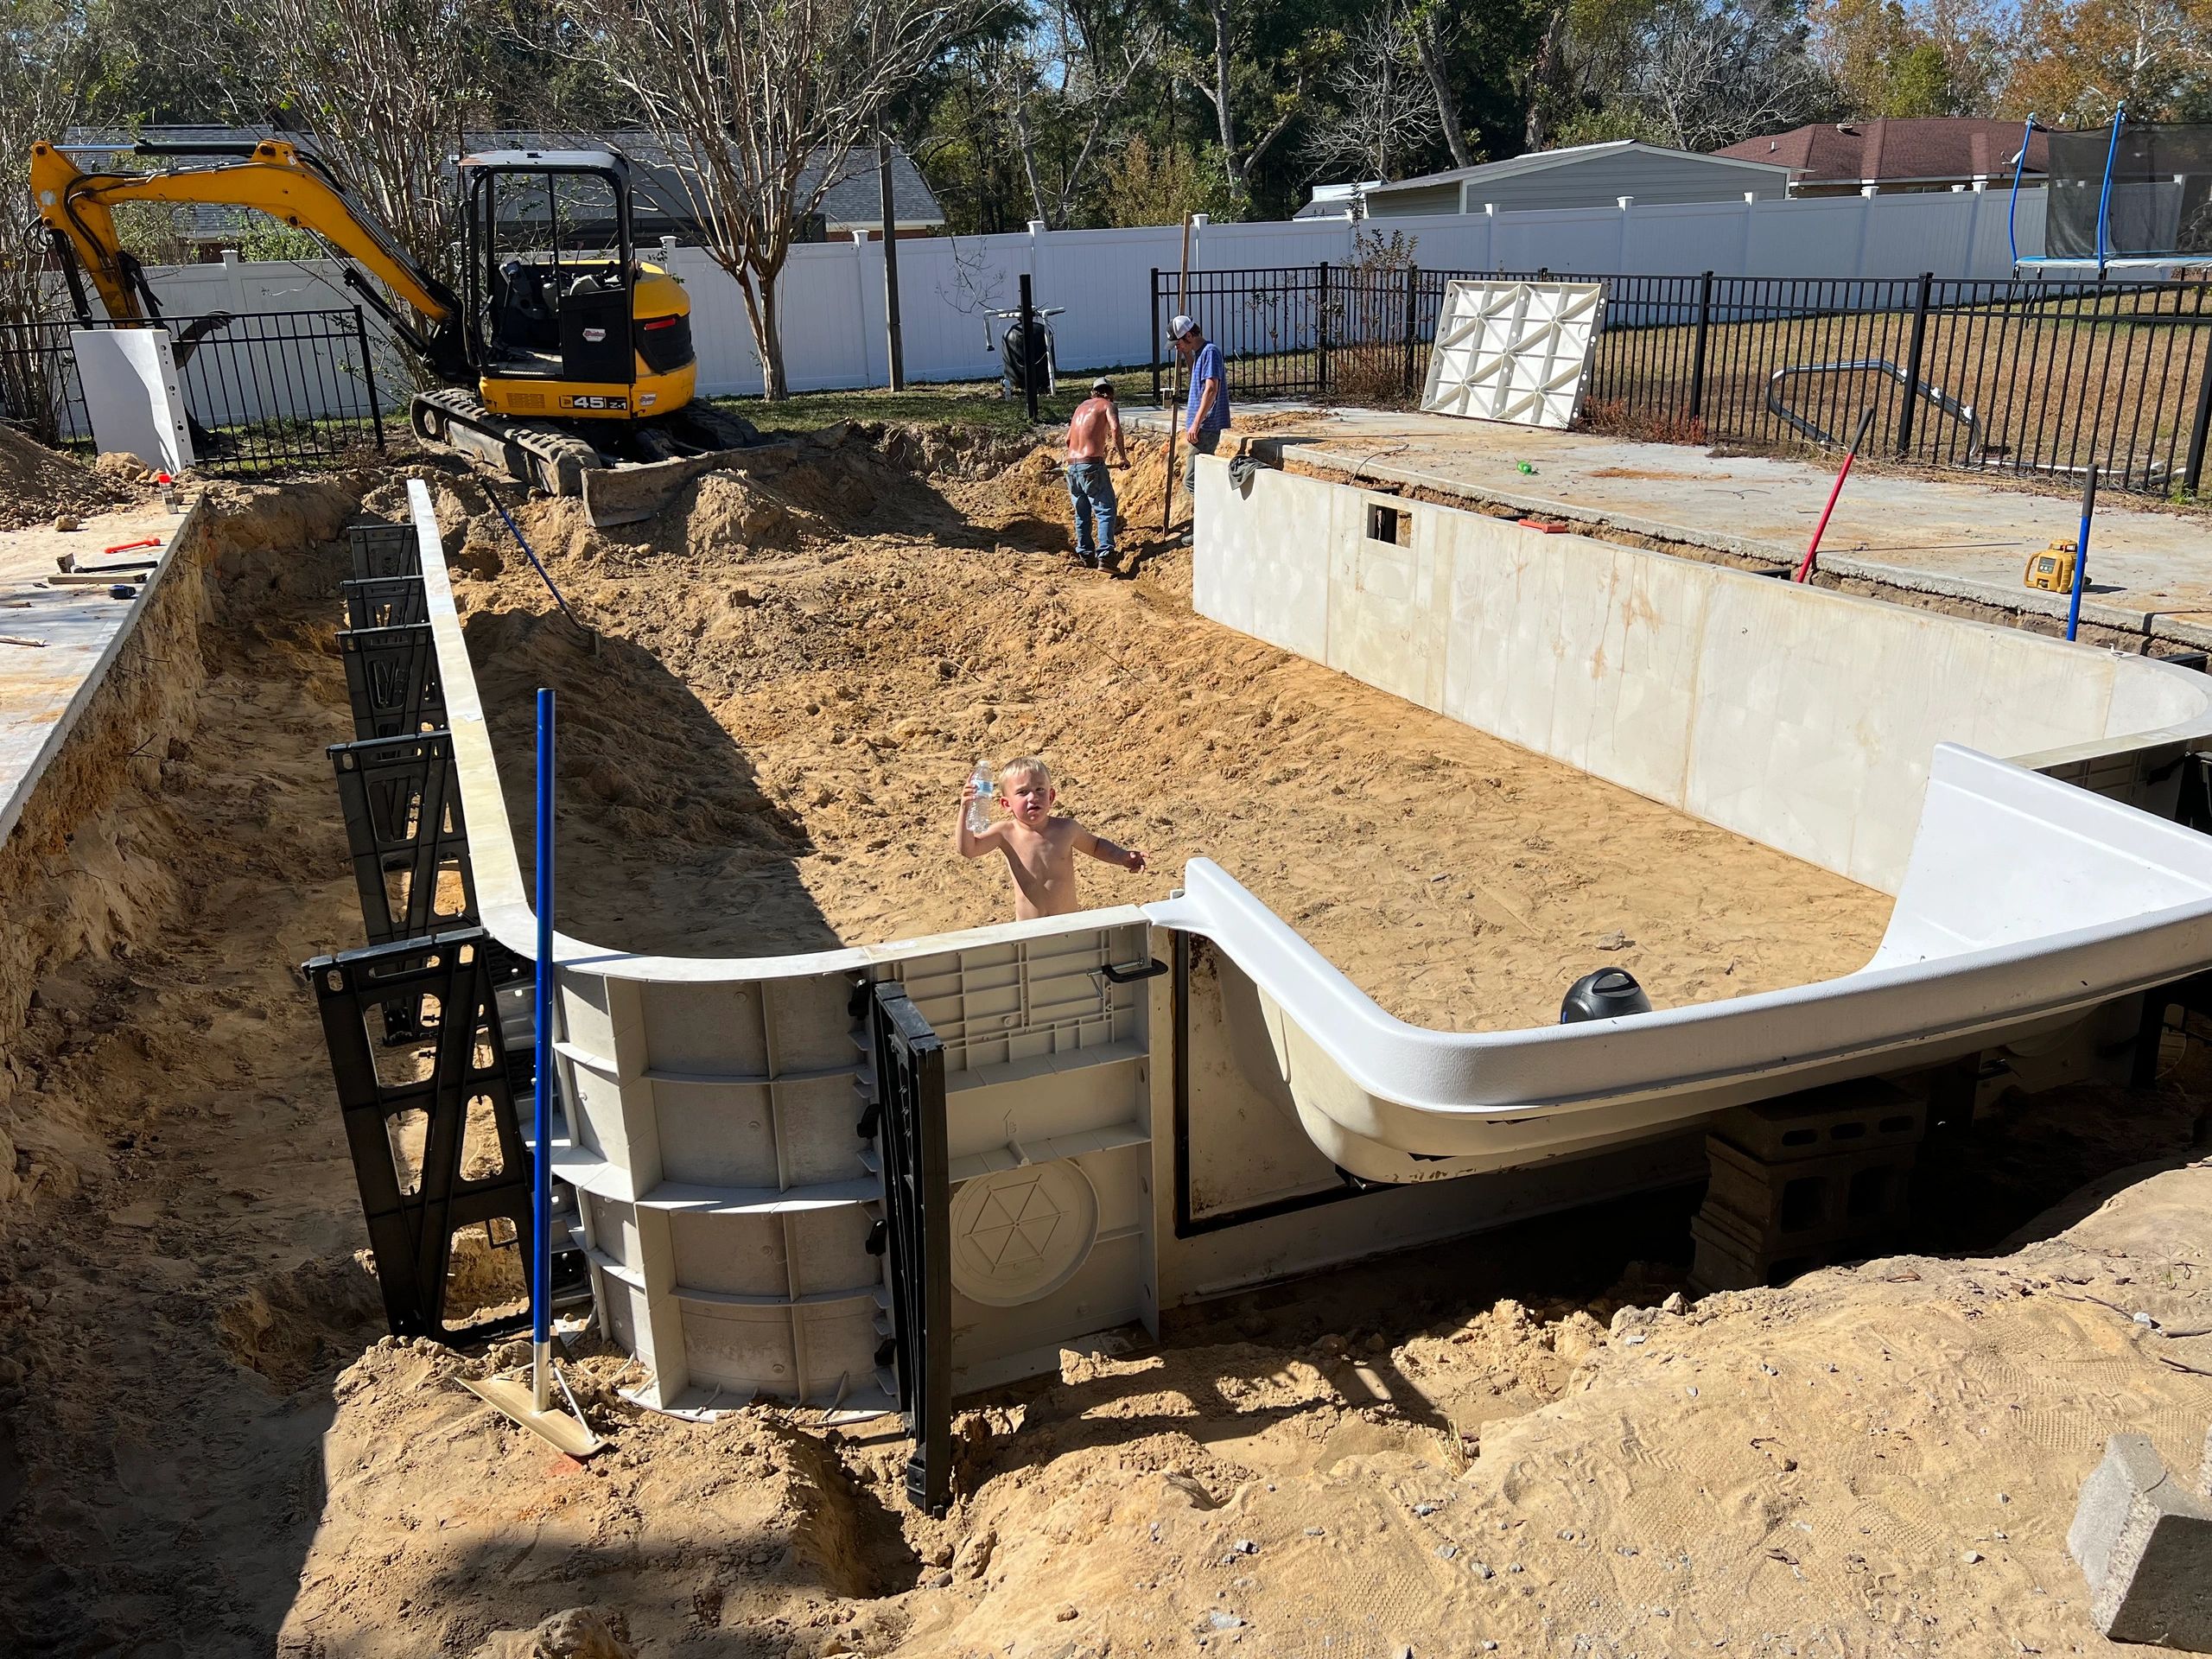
1689, 1077, 1929, 1293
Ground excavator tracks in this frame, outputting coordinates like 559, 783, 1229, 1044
410, 388, 604, 499
408, 388, 773, 527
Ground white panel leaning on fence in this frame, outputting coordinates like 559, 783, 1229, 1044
1420, 280, 1605, 428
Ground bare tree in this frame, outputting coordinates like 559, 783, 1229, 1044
1634, 0, 1834, 150
2003, 0, 2212, 124
1179, 0, 1307, 208
245, 0, 497, 289
1522, 0, 1572, 150
1000, 0, 1163, 227
1536, 0, 1834, 155
1, 0, 96, 327
563, 0, 971, 398
1407, 0, 1473, 168
1302, 3, 1442, 183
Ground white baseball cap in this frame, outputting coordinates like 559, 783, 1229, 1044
1169, 314, 1198, 340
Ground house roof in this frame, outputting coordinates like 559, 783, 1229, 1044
1355, 139, 1792, 200
474, 131, 945, 231
1712, 119, 2049, 185
57, 126, 947, 238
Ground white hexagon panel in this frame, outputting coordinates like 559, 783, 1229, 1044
1421, 280, 1605, 429
949, 1162, 1100, 1307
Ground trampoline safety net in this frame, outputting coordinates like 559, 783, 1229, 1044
2045, 124, 2212, 259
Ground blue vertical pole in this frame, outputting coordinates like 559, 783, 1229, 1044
2066, 465, 2098, 642
2007, 114, 2035, 268
533, 687, 555, 1412
2094, 103, 2126, 275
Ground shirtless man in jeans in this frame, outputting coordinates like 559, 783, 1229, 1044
1064, 377, 1128, 569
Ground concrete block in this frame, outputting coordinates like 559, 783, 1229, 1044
2069, 1432, 2212, 1649
1714, 1077, 1926, 1164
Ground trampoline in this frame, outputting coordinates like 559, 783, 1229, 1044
2010, 107, 2212, 277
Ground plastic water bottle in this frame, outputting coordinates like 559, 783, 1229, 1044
965, 765, 995, 835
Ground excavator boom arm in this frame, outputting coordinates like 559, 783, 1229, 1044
29, 139, 459, 330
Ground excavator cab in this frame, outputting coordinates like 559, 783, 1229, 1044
457, 150, 695, 423
31, 135, 755, 520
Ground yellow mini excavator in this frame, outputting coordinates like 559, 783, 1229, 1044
30, 137, 760, 523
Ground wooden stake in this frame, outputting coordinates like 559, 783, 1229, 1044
1161, 213, 1192, 534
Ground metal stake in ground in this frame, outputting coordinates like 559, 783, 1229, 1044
2067, 464, 2100, 642
1793, 406, 1878, 584
1162, 213, 1192, 534
457, 687, 604, 1457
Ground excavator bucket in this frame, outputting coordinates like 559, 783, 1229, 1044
578, 448, 766, 528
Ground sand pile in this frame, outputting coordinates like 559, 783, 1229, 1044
0, 424, 137, 530
415, 423, 1890, 1030
259, 1151, 2212, 1657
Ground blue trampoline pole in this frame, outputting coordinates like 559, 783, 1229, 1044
533, 686, 556, 1414
2007, 113, 2035, 268
2066, 465, 2098, 643
2094, 103, 2126, 276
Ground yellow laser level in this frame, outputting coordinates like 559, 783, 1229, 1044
2025, 539, 2078, 594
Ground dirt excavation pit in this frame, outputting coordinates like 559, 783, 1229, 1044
437, 425, 1891, 1030
0, 431, 2206, 1658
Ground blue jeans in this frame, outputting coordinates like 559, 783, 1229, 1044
1065, 460, 1117, 563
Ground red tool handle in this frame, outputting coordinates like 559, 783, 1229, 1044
102, 537, 162, 556
1793, 407, 1878, 583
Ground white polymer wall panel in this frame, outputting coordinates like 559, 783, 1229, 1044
1856, 188, 2003, 284
1199, 219, 1350, 271
1169, 454, 2212, 1187
664, 250, 765, 397
900, 232, 1025, 383
553, 966, 886, 1412
1421, 281, 1605, 428
408, 463, 1187, 1407
884, 924, 1158, 1390
1033, 225, 1185, 372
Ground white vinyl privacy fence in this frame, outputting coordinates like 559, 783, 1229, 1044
105, 184, 2047, 410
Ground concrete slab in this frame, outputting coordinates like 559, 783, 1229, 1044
0, 502, 191, 849
1131, 405, 2212, 652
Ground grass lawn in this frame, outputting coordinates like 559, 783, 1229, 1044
710, 368, 1163, 438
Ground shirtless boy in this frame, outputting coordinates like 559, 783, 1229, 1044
955, 757, 1146, 919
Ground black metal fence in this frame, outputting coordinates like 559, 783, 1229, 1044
0, 308, 386, 476
1151, 264, 2212, 497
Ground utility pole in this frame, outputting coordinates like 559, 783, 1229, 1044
878, 128, 906, 391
